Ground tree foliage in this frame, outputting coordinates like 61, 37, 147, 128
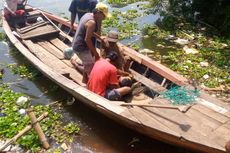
150, 0, 230, 37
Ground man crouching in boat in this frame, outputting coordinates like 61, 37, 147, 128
100, 30, 131, 72
3, 0, 26, 27
71, 2, 110, 83
87, 52, 136, 101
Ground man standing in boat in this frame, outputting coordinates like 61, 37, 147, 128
71, 2, 110, 83
69, 0, 98, 32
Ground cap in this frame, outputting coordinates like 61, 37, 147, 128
107, 30, 119, 42
95, 2, 111, 18
106, 51, 118, 61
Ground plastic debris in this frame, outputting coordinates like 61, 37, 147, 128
67, 97, 75, 105
18, 109, 26, 115
200, 61, 209, 67
174, 38, 189, 45
139, 48, 154, 54
16, 96, 28, 106
37, 17, 44, 22
61, 143, 68, 151
203, 74, 209, 79
183, 46, 199, 54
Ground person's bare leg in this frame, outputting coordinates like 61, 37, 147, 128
82, 72, 88, 84
116, 87, 131, 96
70, 57, 84, 74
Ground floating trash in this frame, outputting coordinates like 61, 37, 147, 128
203, 74, 209, 79
183, 46, 199, 54
200, 61, 209, 67
174, 38, 189, 45
16, 96, 28, 106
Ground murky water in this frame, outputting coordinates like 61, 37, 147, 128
0, 1, 197, 153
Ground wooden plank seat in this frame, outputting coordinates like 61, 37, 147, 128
17, 21, 49, 34
18, 23, 59, 39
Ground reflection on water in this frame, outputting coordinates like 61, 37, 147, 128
0, 1, 196, 152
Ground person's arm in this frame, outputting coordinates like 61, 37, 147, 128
69, 0, 77, 31
4, 0, 16, 16
117, 69, 133, 78
85, 20, 100, 60
70, 13, 77, 30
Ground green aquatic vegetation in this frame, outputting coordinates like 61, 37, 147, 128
7, 64, 40, 80
0, 32, 6, 41
118, 21, 139, 39
64, 122, 80, 134
102, 9, 140, 40
141, 20, 229, 89
165, 50, 229, 88
107, 0, 144, 6
0, 70, 3, 79
121, 10, 141, 20
0, 85, 80, 152
143, 24, 169, 39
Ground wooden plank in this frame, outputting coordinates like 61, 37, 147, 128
192, 104, 229, 124
62, 59, 74, 68
23, 40, 68, 73
27, 10, 41, 16
130, 69, 166, 94
185, 108, 222, 130
142, 104, 223, 151
210, 125, 230, 148
23, 40, 84, 86
20, 25, 59, 39
119, 43, 188, 86
128, 107, 180, 137
199, 93, 230, 118
19, 20, 45, 31
49, 38, 68, 51
154, 97, 223, 131
18, 21, 49, 34
37, 41, 64, 59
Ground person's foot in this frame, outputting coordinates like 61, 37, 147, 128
70, 58, 84, 73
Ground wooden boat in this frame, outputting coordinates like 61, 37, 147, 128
2, 6, 230, 153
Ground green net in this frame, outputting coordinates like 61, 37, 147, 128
162, 86, 200, 105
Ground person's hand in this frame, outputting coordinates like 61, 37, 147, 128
101, 37, 109, 48
94, 52, 100, 61
128, 74, 133, 79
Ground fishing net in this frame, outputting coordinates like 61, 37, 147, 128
162, 86, 200, 105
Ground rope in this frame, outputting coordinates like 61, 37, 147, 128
162, 86, 200, 105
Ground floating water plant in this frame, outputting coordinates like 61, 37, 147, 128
0, 84, 80, 152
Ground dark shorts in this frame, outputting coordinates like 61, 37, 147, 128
105, 89, 121, 101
